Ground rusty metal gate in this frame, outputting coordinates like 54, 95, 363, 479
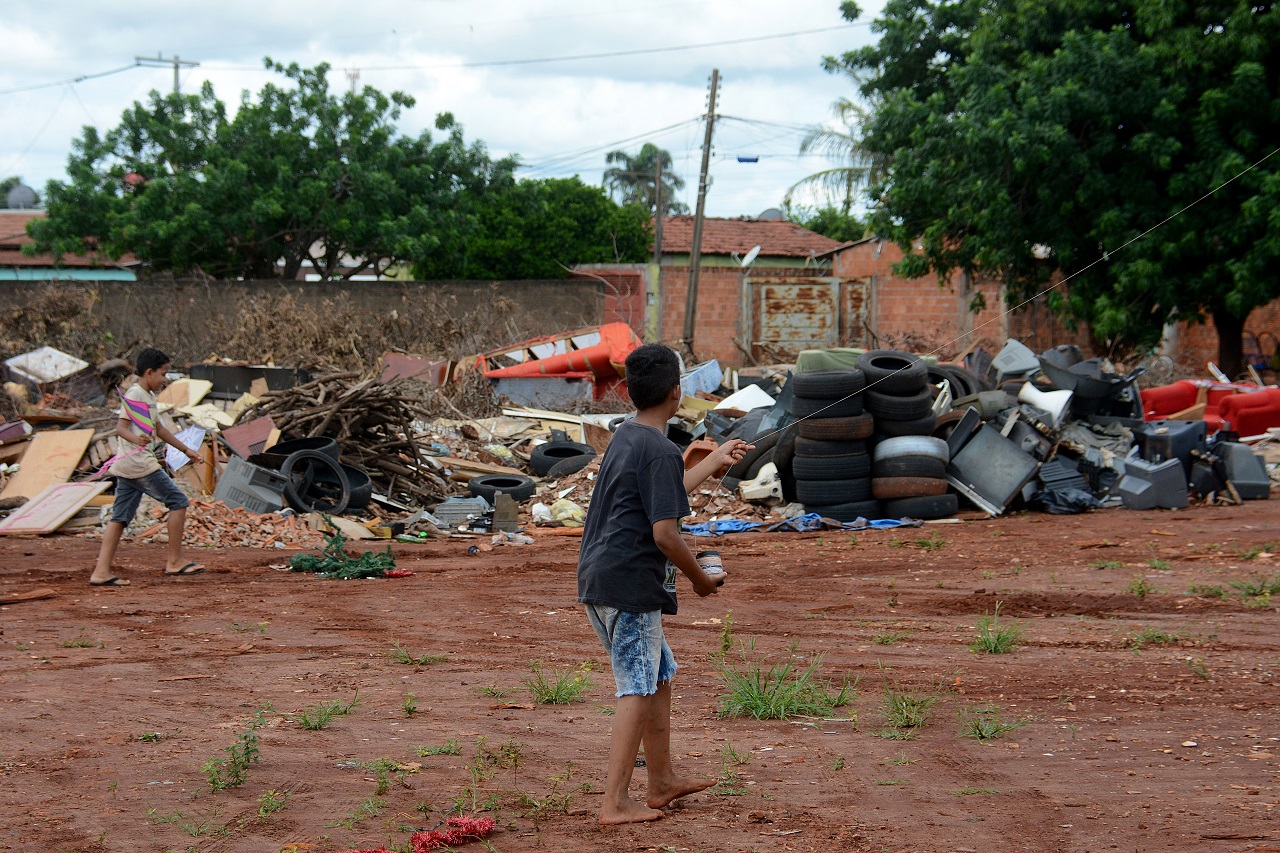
747, 277, 870, 361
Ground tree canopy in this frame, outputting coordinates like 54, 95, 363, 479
603, 143, 689, 215
28, 61, 647, 281
829, 0, 1280, 374
412, 176, 650, 280
786, 203, 869, 243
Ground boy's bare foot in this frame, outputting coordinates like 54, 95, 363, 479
647, 775, 714, 809
599, 799, 663, 825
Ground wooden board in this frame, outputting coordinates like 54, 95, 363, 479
0, 480, 110, 535
438, 456, 526, 475
0, 587, 56, 605
0, 429, 94, 501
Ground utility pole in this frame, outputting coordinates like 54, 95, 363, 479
682, 68, 719, 357
135, 53, 200, 95
346, 69, 361, 94
652, 157, 664, 267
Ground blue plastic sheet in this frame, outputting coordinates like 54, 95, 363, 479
685, 514, 921, 536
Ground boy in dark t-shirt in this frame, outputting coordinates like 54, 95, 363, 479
578, 343, 752, 825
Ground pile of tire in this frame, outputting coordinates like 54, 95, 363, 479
857, 349, 937, 439
871, 436, 958, 520
785, 368, 879, 523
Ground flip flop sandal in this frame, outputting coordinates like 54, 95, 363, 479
89, 576, 129, 587
164, 563, 205, 576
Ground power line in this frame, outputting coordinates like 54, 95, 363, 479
204, 24, 865, 73
0, 63, 140, 97
520, 117, 703, 172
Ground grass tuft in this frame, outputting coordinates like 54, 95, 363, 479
970, 603, 1024, 654
525, 661, 593, 704
717, 647, 857, 721
1128, 626, 1180, 651
873, 631, 910, 646
958, 706, 1026, 740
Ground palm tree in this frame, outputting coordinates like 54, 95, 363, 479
786, 98, 887, 215
603, 143, 688, 215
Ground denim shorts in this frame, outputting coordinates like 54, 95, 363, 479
111, 470, 190, 525
584, 604, 677, 697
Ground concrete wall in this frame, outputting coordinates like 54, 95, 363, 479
0, 278, 604, 369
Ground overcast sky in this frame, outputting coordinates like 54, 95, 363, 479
0, 1, 884, 218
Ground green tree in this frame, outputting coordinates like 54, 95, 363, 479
786, 203, 869, 243
602, 143, 688, 215
412, 176, 650, 280
829, 0, 1280, 375
28, 60, 509, 280
786, 97, 887, 215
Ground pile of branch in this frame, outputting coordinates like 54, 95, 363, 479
244, 372, 448, 507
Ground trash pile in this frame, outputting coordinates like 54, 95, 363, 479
0, 331, 1275, 546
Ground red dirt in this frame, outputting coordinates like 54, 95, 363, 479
2, 501, 1278, 853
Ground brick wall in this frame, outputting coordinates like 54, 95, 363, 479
835, 241, 1092, 359
569, 267, 646, 338
658, 265, 746, 365
1174, 299, 1280, 374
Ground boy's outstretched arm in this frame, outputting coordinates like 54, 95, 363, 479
653, 518, 722, 596
683, 438, 753, 493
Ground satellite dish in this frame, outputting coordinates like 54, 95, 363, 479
757, 207, 784, 221
5, 185, 37, 210
741, 245, 761, 268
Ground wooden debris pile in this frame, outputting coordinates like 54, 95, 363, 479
243, 372, 448, 507
135, 499, 325, 549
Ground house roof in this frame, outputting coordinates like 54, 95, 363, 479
657, 215, 842, 259
0, 210, 137, 269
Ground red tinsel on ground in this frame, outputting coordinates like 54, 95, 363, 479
349, 815, 496, 853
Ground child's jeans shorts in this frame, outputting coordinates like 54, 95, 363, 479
111, 470, 190, 525
583, 604, 677, 697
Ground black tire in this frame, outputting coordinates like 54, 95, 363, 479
798, 413, 875, 441
726, 430, 780, 480
467, 473, 536, 503
792, 394, 864, 419
281, 449, 351, 514
791, 369, 866, 400
530, 440, 595, 476
865, 386, 935, 420
792, 452, 871, 481
874, 456, 947, 479
795, 437, 868, 458
871, 476, 949, 500
806, 500, 883, 522
876, 412, 938, 437
883, 493, 959, 520
546, 453, 595, 479
856, 350, 929, 394
774, 423, 800, 504
795, 476, 872, 505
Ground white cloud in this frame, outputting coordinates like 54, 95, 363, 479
1, 0, 884, 217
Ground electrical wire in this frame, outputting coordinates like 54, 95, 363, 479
0, 85, 70, 176
203, 24, 864, 72
0, 62, 139, 97
519, 117, 703, 173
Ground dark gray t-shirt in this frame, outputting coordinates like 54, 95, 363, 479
577, 420, 691, 615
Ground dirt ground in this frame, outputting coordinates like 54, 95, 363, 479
2, 500, 1278, 853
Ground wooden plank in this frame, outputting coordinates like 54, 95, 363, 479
0, 587, 56, 605
0, 480, 110, 535
438, 456, 525, 475
0, 429, 95, 501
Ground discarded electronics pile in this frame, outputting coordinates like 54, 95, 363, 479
712, 341, 1277, 523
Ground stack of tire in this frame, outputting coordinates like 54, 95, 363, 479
857, 349, 937, 439
870, 436, 958, 520
785, 368, 879, 522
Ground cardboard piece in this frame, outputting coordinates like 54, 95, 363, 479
0, 480, 110, 535
0, 429, 94, 501
157, 378, 213, 409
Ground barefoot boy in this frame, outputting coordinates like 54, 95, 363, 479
89, 348, 205, 587
578, 343, 751, 824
